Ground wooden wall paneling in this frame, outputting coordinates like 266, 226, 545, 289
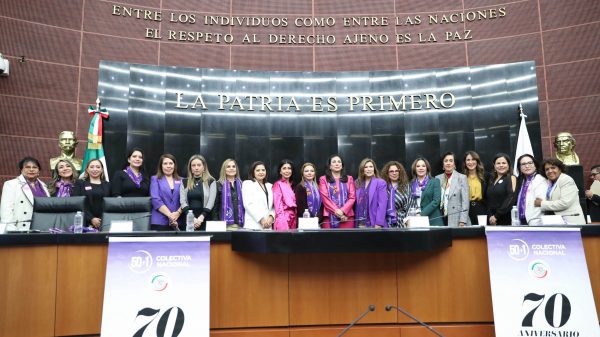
210, 243, 290, 328
290, 324, 400, 337
0, 245, 58, 337
288, 252, 397, 326
211, 327, 290, 337
400, 324, 495, 337
396, 238, 494, 323
54, 244, 107, 336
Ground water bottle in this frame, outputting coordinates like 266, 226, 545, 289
186, 210, 195, 232
511, 206, 520, 226
302, 209, 310, 218
73, 211, 83, 233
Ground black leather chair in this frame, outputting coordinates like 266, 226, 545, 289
101, 197, 152, 232
31, 196, 86, 232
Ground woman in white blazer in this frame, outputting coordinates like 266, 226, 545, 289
515, 154, 547, 225
534, 158, 585, 224
0, 157, 49, 231
242, 161, 275, 230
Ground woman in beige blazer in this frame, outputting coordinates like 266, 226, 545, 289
534, 158, 585, 224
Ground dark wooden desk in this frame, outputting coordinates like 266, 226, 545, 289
0, 228, 598, 337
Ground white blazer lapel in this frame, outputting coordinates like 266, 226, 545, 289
18, 176, 34, 205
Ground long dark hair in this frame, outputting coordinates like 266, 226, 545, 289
248, 161, 267, 183
123, 147, 146, 173
489, 153, 512, 183
324, 154, 348, 183
155, 153, 180, 180
462, 151, 485, 182
277, 159, 295, 184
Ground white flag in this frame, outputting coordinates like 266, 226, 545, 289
513, 104, 533, 176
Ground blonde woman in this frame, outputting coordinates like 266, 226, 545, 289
210, 158, 245, 229
180, 154, 216, 231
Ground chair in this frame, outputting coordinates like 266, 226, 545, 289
31, 196, 86, 232
101, 197, 152, 232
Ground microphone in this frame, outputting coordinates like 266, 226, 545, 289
336, 304, 375, 337
385, 305, 445, 337
427, 209, 468, 222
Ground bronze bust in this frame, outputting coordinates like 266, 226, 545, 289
50, 131, 83, 172
554, 132, 580, 165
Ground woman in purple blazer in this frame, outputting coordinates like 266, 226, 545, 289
355, 158, 388, 228
150, 154, 183, 231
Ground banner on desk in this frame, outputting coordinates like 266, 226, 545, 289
101, 236, 211, 337
486, 227, 600, 337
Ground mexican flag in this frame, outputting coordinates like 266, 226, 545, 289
82, 103, 110, 180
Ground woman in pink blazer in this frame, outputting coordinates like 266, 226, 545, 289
318, 154, 356, 228
272, 159, 297, 230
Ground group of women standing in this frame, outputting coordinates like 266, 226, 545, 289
0, 149, 587, 231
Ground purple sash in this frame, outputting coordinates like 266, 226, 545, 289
305, 181, 321, 217
56, 181, 73, 197
517, 174, 535, 221
355, 184, 370, 227
327, 179, 348, 228
546, 179, 557, 200
386, 184, 397, 225
126, 167, 142, 188
222, 179, 245, 226
411, 176, 429, 199
31, 180, 48, 197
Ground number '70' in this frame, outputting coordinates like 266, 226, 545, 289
522, 293, 571, 328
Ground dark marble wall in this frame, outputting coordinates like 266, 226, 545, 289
0, 0, 598, 187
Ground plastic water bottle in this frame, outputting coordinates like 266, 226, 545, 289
186, 210, 195, 232
511, 206, 520, 226
73, 211, 83, 233
302, 209, 310, 218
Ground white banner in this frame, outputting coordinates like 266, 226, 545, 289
486, 227, 600, 337
101, 236, 211, 337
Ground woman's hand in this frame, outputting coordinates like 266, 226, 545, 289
489, 216, 497, 226
534, 198, 543, 207
91, 218, 102, 228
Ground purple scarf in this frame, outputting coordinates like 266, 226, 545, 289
305, 180, 321, 217
546, 179, 557, 200
126, 167, 143, 188
411, 176, 429, 199
356, 183, 371, 227
222, 179, 245, 226
517, 174, 535, 221
30, 180, 48, 197
56, 180, 73, 197
386, 184, 397, 225
327, 178, 348, 228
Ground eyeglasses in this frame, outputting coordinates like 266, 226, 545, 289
591, 172, 600, 177
520, 161, 534, 167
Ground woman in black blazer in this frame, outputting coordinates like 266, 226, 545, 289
73, 159, 111, 230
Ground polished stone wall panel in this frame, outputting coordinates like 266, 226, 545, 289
397, 44, 467, 70
159, 43, 230, 69
163, 0, 230, 13
0, 96, 76, 138
0, 0, 83, 30
542, 22, 600, 65
545, 59, 600, 100
467, 34, 543, 66
0, 18, 81, 66
539, 0, 600, 30
81, 33, 159, 69
1, 0, 598, 193
232, 0, 312, 15
82, 0, 161, 39
0, 61, 78, 101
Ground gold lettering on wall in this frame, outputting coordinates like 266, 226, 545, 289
106, 5, 507, 45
